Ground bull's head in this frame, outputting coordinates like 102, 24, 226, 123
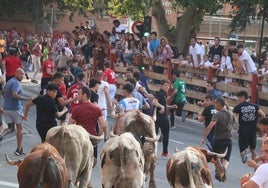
200, 147, 228, 182
114, 110, 159, 142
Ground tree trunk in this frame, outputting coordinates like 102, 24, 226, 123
175, 7, 204, 54
151, 2, 204, 55
151, 0, 170, 38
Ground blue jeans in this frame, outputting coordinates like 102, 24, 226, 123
123, 52, 134, 65
22, 61, 29, 74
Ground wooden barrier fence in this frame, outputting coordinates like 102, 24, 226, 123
92, 50, 268, 115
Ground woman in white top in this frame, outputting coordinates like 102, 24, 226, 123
123, 33, 135, 66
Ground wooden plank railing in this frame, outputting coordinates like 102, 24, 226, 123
99, 51, 268, 115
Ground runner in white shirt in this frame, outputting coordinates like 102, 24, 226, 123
96, 70, 111, 121
119, 83, 139, 112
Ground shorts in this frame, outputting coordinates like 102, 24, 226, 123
3, 110, 23, 124
239, 130, 257, 152
213, 138, 232, 161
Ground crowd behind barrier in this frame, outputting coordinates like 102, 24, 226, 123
0, 24, 268, 119
109, 56, 268, 116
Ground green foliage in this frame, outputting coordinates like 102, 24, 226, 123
226, 0, 268, 32
107, 0, 145, 21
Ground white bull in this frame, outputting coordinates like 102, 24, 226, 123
113, 110, 159, 188
46, 124, 103, 188
100, 132, 145, 188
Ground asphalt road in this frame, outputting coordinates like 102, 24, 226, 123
0, 75, 261, 188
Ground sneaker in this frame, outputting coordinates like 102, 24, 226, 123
170, 126, 176, 130
241, 149, 250, 164
31, 79, 38, 84
14, 148, 25, 156
161, 152, 170, 157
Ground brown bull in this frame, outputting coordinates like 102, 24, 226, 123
6, 142, 69, 188
46, 124, 103, 188
166, 146, 227, 188
113, 110, 159, 188
100, 132, 145, 188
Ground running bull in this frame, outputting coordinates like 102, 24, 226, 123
46, 124, 103, 188
166, 146, 227, 188
113, 110, 160, 188
6, 142, 69, 188
100, 132, 145, 188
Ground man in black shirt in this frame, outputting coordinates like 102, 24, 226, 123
209, 37, 224, 62
198, 94, 217, 151
233, 91, 266, 163
23, 83, 68, 142
152, 79, 177, 157
89, 78, 101, 104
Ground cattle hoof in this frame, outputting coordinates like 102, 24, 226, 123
149, 182, 156, 188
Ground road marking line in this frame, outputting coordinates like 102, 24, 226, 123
0, 180, 18, 187
169, 139, 184, 145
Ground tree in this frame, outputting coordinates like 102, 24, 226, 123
1, 0, 267, 55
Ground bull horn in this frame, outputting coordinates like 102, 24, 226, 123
144, 132, 161, 142
174, 147, 180, 153
207, 147, 228, 158
109, 131, 117, 138
89, 134, 104, 141
5, 153, 22, 166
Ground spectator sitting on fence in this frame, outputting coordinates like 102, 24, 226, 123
232, 49, 245, 86
123, 33, 135, 67
220, 48, 233, 85
258, 59, 268, 77
177, 54, 188, 66
237, 44, 257, 74
159, 37, 174, 60
199, 54, 213, 70
211, 54, 221, 70
141, 44, 153, 64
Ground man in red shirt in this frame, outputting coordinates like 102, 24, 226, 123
67, 72, 86, 112
40, 52, 54, 95
103, 61, 116, 100
69, 85, 106, 161
3, 47, 22, 82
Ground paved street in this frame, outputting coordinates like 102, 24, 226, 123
0, 74, 262, 188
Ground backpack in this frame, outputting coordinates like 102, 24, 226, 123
170, 45, 179, 59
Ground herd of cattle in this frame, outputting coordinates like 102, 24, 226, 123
5, 110, 227, 188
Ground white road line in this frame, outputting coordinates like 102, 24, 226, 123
169, 138, 184, 145
0, 180, 18, 188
